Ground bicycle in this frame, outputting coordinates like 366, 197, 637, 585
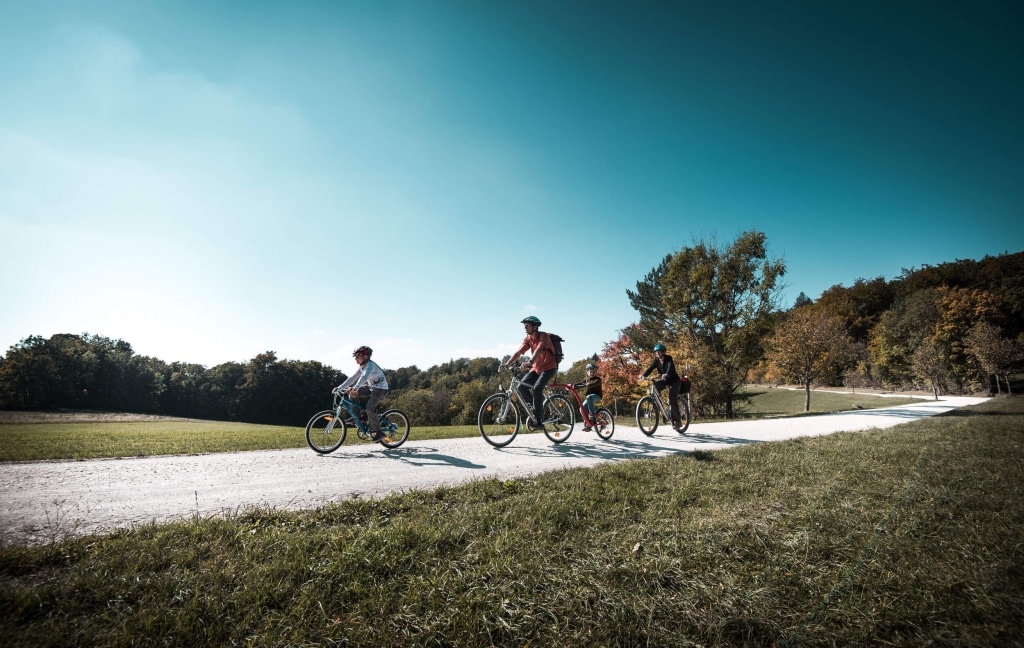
635, 379, 691, 435
477, 366, 574, 447
548, 381, 615, 440
305, 390, 410, 453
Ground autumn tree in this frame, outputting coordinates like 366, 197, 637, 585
598, 327, 645, 409
764, 307, 855, 411
932, 287, 1001, 390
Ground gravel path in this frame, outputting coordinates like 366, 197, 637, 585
0, 397, 987, 544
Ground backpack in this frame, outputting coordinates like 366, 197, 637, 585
679, 376, 691, 394
548, 333, 565, 365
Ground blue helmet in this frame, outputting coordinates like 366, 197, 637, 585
521, 316, 542, 326
653, 343, 666, 352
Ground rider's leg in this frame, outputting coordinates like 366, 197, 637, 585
533, 368, 557, 422
364, 388, 386, 437
518, 370, 540, 423
583, 394, 599, 418
667, 381, 682, 428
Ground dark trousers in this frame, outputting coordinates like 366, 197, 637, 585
655, 378, 682, 428
519, 368, 557, 423
356, 387, 387, 434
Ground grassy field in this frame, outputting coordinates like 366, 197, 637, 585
0, 388, 922, 462
1, 396, 1020, 646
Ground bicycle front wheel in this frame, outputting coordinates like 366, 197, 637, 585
305, 410, 347, 454
594, 408, 615, 440
636, 397, 659, 436
478, 393, 520, 448
542, 394, 574, 443
379, 409, 410, 448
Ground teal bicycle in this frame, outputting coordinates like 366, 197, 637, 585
305, 390, 410, 453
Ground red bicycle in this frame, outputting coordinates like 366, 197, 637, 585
548, 382, 616, 440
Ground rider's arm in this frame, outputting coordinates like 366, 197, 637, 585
640, 360, 656, 379
503, 338, 531, 368
335, 373, 358, 392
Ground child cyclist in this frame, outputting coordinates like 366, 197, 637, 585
333, 345, 390, 441
574, 363, 603, 431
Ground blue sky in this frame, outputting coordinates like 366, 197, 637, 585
2, 0, 1022, 373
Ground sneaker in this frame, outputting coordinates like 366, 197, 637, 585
370, 430, 384, 442
526, 419, 541, 431
583, 426, 592, 432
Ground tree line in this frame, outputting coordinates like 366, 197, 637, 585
611, 232, 1023, 416
2, 236, 1022, 424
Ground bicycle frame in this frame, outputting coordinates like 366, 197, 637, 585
644, 381, 671, 421
548, 382, 596, 427
333, 392, 390, 439
498, 367, 547, 422
476, 366, 575, 447
549, 381, 615, 440
636, 379, 691, 435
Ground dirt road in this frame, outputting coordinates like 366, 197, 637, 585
0, 397, 987, 544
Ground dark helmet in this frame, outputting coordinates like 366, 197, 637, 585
353, 345, 373, 357
521, 316, 542, 326
653, 343, 666, 352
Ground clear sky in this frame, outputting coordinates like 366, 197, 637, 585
2, 0, 1022, 373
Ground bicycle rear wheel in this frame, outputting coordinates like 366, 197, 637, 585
594, 408, 615, 440
305, 410, 347, 454
542, 394, 574, 443
478, 393, 519, 447
379, 409, 410, 448
636, 397, 659, 436
676, 397, 691, 434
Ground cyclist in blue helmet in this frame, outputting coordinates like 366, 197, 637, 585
640, 343, 683, 430
501, 316, 558, 430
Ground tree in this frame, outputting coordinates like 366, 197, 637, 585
932, 287, 1001, 391
0, 336, 56, 408
869, 288, 942, 387
651, 230, 786, 418
625, 255, 673, 351
967, 322, 1024, 395
764, 307, 855, 411
598, 327, 645, 409
816, 277, 896, 343
910, 338, 948, 400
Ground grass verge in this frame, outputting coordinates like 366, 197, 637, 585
1, 397, 1020, 646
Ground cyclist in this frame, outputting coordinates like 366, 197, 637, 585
575, 363, 603, 431
640, 343, 683, 431
333, 345, 390, 441
501, 315, 558, 430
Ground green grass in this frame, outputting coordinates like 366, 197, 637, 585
0, 390, 928, 462
1, 396, 1021, 646
732, 386, 923, 418
0, 420, 482, 463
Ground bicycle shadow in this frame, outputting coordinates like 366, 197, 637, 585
382, 446, 487, 470
320, 445, 486, 470
492, 431, 755, 461
823, 407, 938, 420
